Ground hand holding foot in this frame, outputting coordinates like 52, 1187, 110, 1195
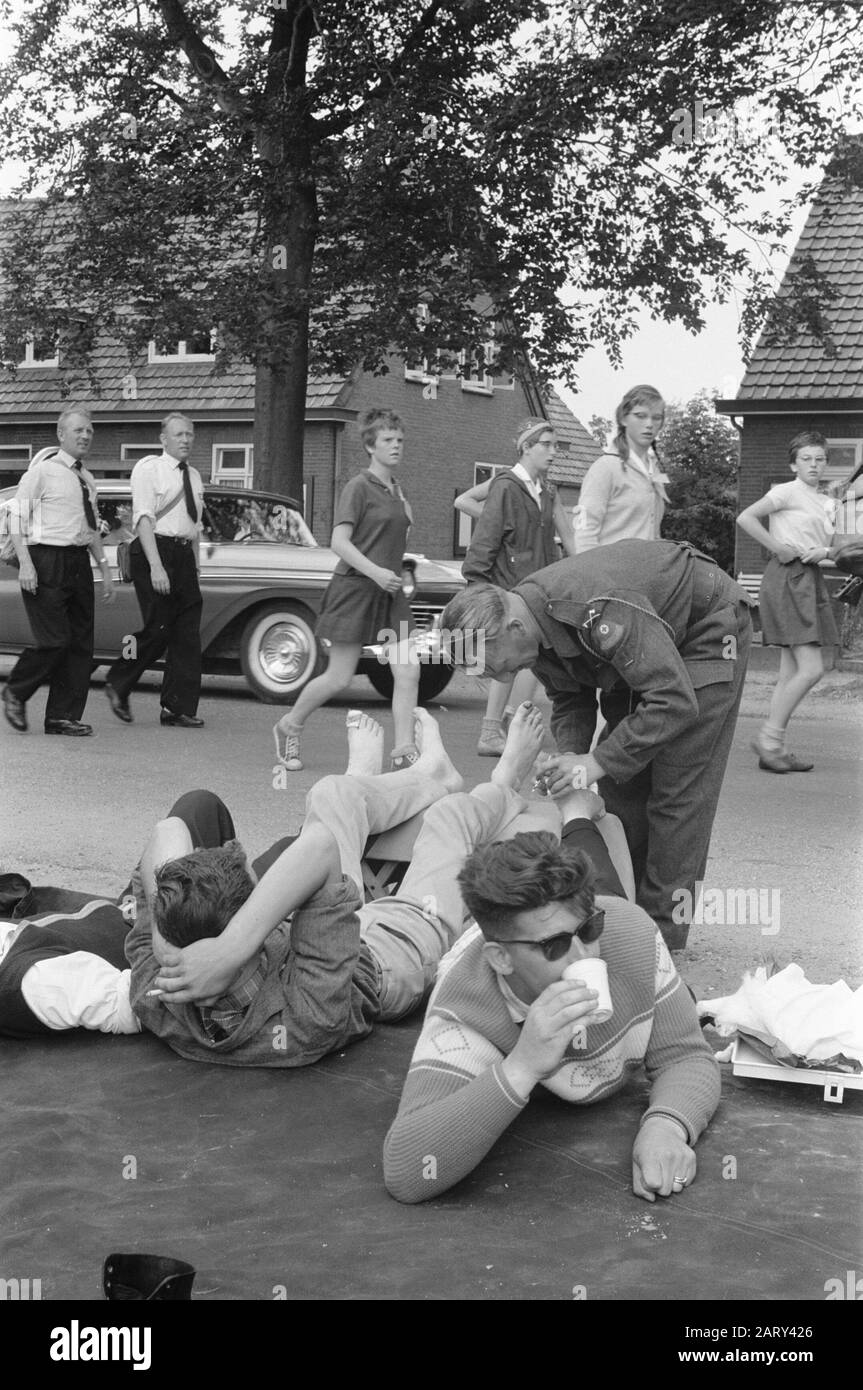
345, 710, 384, 776
491, 702, 546, 792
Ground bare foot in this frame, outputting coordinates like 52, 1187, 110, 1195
412, 708, 463, 792
491, 702, 545, 791
345, 711, 384, 776
555, 787, 606, 822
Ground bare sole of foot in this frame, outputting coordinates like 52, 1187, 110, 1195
345, 710, 384, 776
491, 702, 545, 791
412, 708, 463, 793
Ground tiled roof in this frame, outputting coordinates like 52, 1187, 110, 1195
0, 330, 348, 415
735, 174, 863, 404
545, 388, 602, 486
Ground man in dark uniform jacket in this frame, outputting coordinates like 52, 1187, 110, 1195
441, 540, 754, 949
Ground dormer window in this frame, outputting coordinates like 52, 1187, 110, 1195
459, 342, 495, 395
148, 330, 216, 363
18, 334, 59, 368
404, 303, 434, 383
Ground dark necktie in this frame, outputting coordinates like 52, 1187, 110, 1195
179, 460, 198, 522
73, 460, 97, 530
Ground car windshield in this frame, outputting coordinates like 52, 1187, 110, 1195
202, 496, 318, 548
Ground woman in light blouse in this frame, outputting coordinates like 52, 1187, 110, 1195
574, 385, 668, 552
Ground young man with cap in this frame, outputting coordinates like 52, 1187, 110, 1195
103, 412, 205, 727
2, 406, 116, 737
440, 539, 754, 951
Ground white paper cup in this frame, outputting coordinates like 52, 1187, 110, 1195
563, 957, 613, 1025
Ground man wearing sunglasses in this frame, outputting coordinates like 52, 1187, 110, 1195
384, 811, 721, 1206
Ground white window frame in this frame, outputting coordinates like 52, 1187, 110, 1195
0, 444, 32, 470
474, 461, 507, 486
404, 303, 439, 385
120, 444, 159, 464
212, 443, 254, 487
148, 331, 216, 363
459, 342, 495, 395
825, 437, 863, 483
18, 336, 59, 368
455, 462, 508, 550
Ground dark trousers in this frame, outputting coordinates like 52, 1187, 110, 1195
107, 537, 203, 715
599, 603, 753, 950
7, 545, 95, 722
162, 790, 293, 882
561, 819, 626, 900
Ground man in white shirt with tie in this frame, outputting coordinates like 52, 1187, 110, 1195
2, 405, 116, 736
104, 412, 206, 727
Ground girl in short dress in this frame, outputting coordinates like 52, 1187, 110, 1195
737, 430, 839, 773
273, 408, 419, 772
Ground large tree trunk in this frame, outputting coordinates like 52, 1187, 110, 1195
252, 321, 309, 504
251, 4, 317, 506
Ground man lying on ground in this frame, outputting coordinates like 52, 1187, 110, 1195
135, 706, 581, 1066
383, 774, 722, 1205
0, 878, 140, 1038
0, 704, 555, 1048
0, 710, 456, 1042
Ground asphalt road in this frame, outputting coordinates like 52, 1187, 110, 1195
2, 661, 861, 998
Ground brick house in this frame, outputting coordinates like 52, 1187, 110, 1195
0, 273, 599, 559
716, 167, 863, 582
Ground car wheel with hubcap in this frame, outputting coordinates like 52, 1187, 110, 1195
240, 603, 326, 703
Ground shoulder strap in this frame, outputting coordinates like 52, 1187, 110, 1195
29, 446, 61, 469
155, 488, 186, 522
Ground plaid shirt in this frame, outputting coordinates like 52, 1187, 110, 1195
198, 954, 268, 1043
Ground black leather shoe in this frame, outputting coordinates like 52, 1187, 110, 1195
2, 686, 28, 732
160, 710, 205, 728
105, 683, 133, 723
44, 719, 93, 736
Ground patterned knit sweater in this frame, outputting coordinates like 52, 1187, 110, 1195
383, 897, 720, 1203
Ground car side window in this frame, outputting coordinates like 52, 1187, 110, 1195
98, 497, 134, 544
202, 496, 246, 543
202, 494, 317, 547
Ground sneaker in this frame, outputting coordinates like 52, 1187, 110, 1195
390, 745, 419, 771
274, 723, 303, 771
477, 718, 506, 757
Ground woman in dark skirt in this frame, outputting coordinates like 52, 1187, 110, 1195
274, 408, 420, 772
737, 431, 839, 773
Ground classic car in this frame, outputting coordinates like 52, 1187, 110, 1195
0, 483, 465, 704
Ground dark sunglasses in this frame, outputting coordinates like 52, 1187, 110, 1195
502, 908, 606, 962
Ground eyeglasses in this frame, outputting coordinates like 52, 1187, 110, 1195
501, 908, 605, 962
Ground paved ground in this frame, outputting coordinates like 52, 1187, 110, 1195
2, 656, 861, 997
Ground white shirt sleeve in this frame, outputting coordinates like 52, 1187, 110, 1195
20, 953, 142, 1034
